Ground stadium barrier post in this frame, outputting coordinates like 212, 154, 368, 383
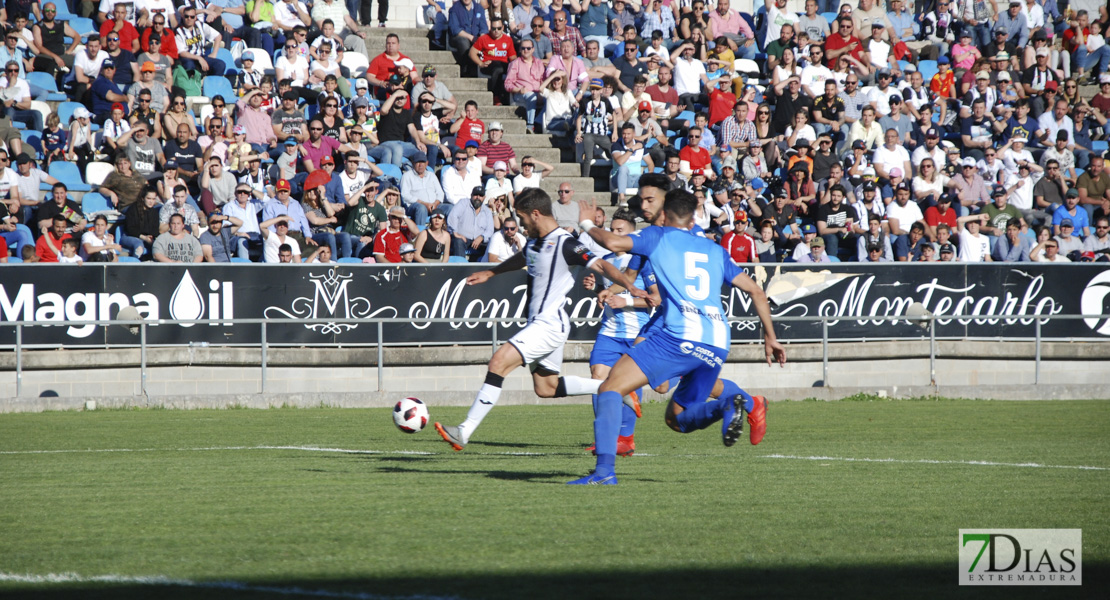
929, 317, 936, 388
260, 322, 268, 394
492, 321, 497, 352
15, 324, 21, 398
377, 321, 384, 392
140, 323, 148, 399
821, 319, 828, 387
1035, 319, 1042, 385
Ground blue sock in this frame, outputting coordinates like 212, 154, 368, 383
674, 398, 729, 433
591, 393, 599, 417
593, 390, 621, 475
719, 379, 753, 413
619, 387, 641, 437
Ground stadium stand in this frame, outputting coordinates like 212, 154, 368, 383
2, 0, 1109, 266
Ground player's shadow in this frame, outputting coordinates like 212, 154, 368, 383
371, 464, 577, 483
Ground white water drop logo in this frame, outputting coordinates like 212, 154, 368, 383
1080, 270, 1110, 335
169, 271, 206, 327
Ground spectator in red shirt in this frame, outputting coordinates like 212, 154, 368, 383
373, 206, 419, 262
824, 16, 863, 69
35, 215, 72, 263
141, 20, 177, 60
721, 210, 758, 263
469, 17, 516, 105
367, 33, 410, 97
679, 127, 714, 179
924, 193, 959, 240
100, 4, 141, 53
476, 121, 518, 175
450, 100, 486, 149
707, 78, 736, 127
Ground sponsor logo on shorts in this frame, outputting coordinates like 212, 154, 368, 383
679, 341, 723, 368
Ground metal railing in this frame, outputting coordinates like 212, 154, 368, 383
4, 313, 1109, 398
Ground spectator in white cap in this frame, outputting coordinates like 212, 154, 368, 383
484, 160, 514, 226
398, 243, 416, 263
477, 121, 518, 175
1000, 136, 1039, 181
1040, 130, 1078, 185
950, 156, 992, 217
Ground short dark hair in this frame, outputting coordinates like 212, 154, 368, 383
169, 213, 185, 224
638, 173, 670, 194
663, 189, 697, 220
611, 208, 636, 227
515, 187, 553, 216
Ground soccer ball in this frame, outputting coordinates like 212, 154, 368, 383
393, 397, 429, 433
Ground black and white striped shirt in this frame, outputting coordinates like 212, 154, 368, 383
525, 228, 598, 324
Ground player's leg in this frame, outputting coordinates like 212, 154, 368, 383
567, 353, 652, 485
587, 337, 640, 456
434, 341, 524, 451
529, 333, 601, 399
703, 378, 767, 446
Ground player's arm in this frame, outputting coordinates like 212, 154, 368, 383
576, 198, 634, 252
465, 250, 526, 286
730, 271, 786, 367
589, 257, 647, 302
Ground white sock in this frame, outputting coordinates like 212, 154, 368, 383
457, 383, 502, 443
562, 376, 602, 396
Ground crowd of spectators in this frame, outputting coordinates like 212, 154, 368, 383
3, 0, 1110, 265
432, 0, 1110, 263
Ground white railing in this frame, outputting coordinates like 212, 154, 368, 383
4, 313, 1108, 398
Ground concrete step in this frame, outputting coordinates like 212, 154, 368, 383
444, 78, 490, 91
538, 177, 597, 193
499, 133, 554, 148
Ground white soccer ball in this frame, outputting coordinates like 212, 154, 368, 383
393, 397, 429, 433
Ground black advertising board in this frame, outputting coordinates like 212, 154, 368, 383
1, 263, 1108, 347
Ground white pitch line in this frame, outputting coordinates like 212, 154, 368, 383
760, 454, 1110, 471
0, 572, 462, 600
3, 446, 1106, 471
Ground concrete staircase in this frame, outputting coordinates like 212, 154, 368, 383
362, 27, 613, 208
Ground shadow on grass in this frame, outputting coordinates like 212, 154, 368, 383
4, 563, 1107, 600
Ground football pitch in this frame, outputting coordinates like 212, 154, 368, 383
1, 399, 1107, 599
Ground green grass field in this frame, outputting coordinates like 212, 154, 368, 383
1, 399, 1107, 600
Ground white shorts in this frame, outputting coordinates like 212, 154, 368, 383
507, 318, 569, 374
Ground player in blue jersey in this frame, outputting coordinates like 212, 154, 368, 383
434, 188, 647, 452
581, 209, 656, 457
568, 190, 786, 485
604, 174, 762, 439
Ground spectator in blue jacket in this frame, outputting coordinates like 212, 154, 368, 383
449, 0, 488, 77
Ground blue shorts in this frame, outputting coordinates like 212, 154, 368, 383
589, 335, 636, 368
636, 310, 663, 340
627, 331, 728, 410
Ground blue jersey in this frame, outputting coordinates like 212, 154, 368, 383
629, 226, 742, 350
597, 253, 652, 339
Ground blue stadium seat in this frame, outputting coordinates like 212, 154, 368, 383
216, 48, 235, 71
337, 257, 363, 263
377, 163, 402, 182
448, 256, 469, 263
6, 255, 22, 262
202, 76, 235, 102
81, 192, 113, 215
821, 12, 836, 23
27, 72, 67, 101
231, 257, 252, 263
68, 17, 95, 37
1093, 140, 1108, 154
49, 161, 92, 192
19, 130, 42, 159
918, 60, 938, 82
53, 0, 74, 19
57, 101, 84, 126
117, 256, 141, 263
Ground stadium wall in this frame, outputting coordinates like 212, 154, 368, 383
1, 341, 1108, 411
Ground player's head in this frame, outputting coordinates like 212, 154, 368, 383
637, 173, 670, 225
611, 208, 636, 235
515, 188, 554, 236
662, 189, 697, 227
